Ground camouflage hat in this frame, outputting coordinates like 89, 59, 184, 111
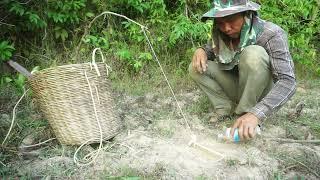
202, 0, 260, 20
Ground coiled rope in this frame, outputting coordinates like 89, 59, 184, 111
73, 48, 110, 166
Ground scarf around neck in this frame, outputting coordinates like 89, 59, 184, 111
211, 12, 265, 69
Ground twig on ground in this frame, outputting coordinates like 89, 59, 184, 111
0, 146, 19, 153
0, 22, 15, 27
288, 157, 320, 178
20, 138, 56, 148
268, 138, 320, 144
0, 15, 9, 23
276, 156, 319, 178
0, 161, 6, 167
14, 55, 29, 62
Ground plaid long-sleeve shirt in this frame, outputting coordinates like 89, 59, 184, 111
203, 21, 296, 121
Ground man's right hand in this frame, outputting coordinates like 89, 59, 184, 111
192, 48, 208, 73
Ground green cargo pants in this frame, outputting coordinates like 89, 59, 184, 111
189, 45, 273, 116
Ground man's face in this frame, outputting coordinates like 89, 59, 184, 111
215, 13, 245, 39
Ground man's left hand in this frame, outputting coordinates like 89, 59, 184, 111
231, 113, 259, 141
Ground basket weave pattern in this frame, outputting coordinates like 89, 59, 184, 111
28, 63, 122, 145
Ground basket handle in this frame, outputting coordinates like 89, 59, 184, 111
91, 48, 111, 76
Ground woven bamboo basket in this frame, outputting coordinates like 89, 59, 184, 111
28, 48, 122, 145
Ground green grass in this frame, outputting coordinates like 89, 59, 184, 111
195, 176, 210, 180
110, 69, 192, 96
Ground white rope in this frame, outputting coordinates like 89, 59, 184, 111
80, 130, 148, 161
73, 48, 114, 166
2, 89, 29, 146
0, 161, 6, 167
97, 12, 193, 133
87, 12, 193, 135
0, 12, 222, 166
91, 48, 102, 76
20, 138, 56, 148
73, 70, 104, 166
90, 11, 148, 30
0, 161, 7, 167
97, 11, 225, 161
142, 28, 192, 132
1, 88, 55, 151
91, 47, 111, 76
140, 27, 225, 161
88, 11, 225, 162
188, 134, 225, 163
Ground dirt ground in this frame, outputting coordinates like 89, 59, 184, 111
1, 81, 320, 179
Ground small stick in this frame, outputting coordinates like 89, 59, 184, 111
0, 21, 15, 27
268, 138, 320, 144
188, 134, 225, 159
7, 60, 32, 78
192, 142, 225, 158
288, 157, 320, 178
20, 138, 56, 148
0, 161, 6, 167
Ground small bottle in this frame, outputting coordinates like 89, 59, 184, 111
217, 126, 261, 142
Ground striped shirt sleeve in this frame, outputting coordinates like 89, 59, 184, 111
249, 26, 296, 120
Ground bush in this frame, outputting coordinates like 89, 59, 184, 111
260, 0, 320, 75
0, 0, 319, 77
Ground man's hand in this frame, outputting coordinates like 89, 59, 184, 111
231, 113, 259, 141
192, 48, 208, 73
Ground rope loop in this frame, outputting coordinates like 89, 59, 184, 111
91, 48, 111, 76
73, 70, 104, 166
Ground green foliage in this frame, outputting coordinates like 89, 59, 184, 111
9, 2, 25, 16
0, 76, 13, 84
260, 0, 320, 75
83, 35, 109, 49
13, 74, 27, 93
54, 26, 69, 42
169, 14, 211, 46
123, 21, 146, 43
0, 74, 26, 95
2, 0, 93, 44
0, 41, 15, 62
116, 46, 153, 72
8, 2, 47, 30
1, 0, 320, 77
47, 0, 86, 24
46, 0, 91, 41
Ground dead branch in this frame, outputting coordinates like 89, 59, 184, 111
268, 138, 320, 144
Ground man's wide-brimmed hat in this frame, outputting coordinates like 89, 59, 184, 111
202, 0, 260, 20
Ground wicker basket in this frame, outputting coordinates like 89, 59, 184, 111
28, 48, 122, 145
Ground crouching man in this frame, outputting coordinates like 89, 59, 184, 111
189, 0, 296, 140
